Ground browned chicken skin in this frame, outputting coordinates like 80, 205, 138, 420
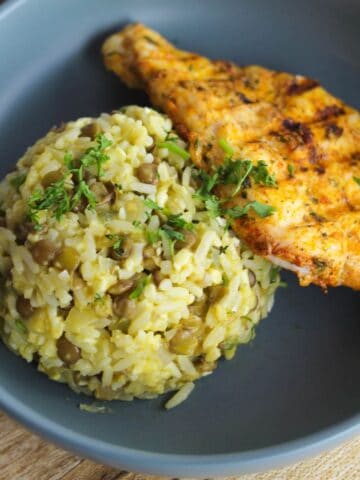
102, 24, 360, 290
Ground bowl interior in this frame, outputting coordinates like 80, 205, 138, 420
0, 0, 359, 461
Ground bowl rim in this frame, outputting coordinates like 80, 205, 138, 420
1, 387, 360, 476
0, 0, 359, 476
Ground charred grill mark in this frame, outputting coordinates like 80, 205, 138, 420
309, 211, 327, 223
316, 104, 345, 121
315, 165, 326, 174
313, 258, 328, 272
282, 119, 313, 144
242, 76, 260, 90
308, 145, 318, 164
237, 91, 253, 104
287, 77, 319, 95
350, 152, 360, 165
325, 123, 344, 139
143, 35, 159, 46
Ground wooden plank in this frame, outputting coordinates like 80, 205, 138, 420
58, 459, 122, 480
0, 413, 82, 480
1, 411, 359, 480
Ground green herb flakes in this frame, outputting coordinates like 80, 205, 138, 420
218, 138, 234, 157
157, 140, 190, 160
287, 164, 295, 178
129, 274, 152, 299
27, 134, 112, 228
106, 233, 125, 255
15, 318, 28, 335
10, 173, 27, 191
225, 201, 275, 219
269, 266, 280, 283
251, 160, 277, 187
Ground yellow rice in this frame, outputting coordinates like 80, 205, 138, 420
0, 106, 280, 406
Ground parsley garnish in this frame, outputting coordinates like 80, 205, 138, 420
80, 134, 113, 177
10, 173, 26, 191
353, 176, 360, 186
146, 229, 161, 244
157, 134, 190, 160
218, 139, 276, 190
94, 292, 105, 302
106, 233, 125, 256
166, 213, 194, 231
143, 196, 197, 258
144, 198, 162, 211
129, 274, 152, 299
15, 318, 28, 335
143, 198, 192, 251
144, 199, 193, 231
192, 156, 276, 222
219, 138, 234, 157
27, 134, 112, 228
269, 266, 280, 283
288, 164, 295, 178
225, 201, 276, 219
218, 159, 253, 196
28, 177, 71, 228
251, 160, 277, 187
192, 170, 222, 217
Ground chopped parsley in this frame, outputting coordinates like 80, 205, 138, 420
143, 198, 192, 250
94, 292, 105, 302
219, 138, 234, 157
160, 225, 185, 241
225, 201, 276, 219
146, 229, 161, 244
251, 160, 277, 187
353, 176, 360, 186
219, 245, 229, 254
166, 213, 194, 231
28, 177, 71, 228
27, 134, 112, 229
144, 198, 162, 212
106, 233, 125, 256
217, 159, 253, 196
157, 134, 190, 160
129, 274, 152, 299
15, 318, 28, 335
192, 154, 276, 223
78, 134, 113, 177
10, 173, 27, 191
143, 196, 196, 256
287, 164, 295, 178
269, 266, 280, 283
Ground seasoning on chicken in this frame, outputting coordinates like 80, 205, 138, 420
102, 23, 360, 290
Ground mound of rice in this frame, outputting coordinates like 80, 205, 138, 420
0, 106, 280, 407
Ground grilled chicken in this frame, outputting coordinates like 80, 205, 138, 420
102, 24, 360, 290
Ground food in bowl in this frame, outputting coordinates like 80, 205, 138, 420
103, 23, 360, 290
0, 106, 280, 407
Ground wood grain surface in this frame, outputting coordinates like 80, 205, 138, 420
0, 411, 359, 480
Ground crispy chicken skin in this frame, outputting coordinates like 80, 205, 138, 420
102, 24, 360, 290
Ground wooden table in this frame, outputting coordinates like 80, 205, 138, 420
1, 411, 359, 480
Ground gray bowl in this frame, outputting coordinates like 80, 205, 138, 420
0, 0, 359, 476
